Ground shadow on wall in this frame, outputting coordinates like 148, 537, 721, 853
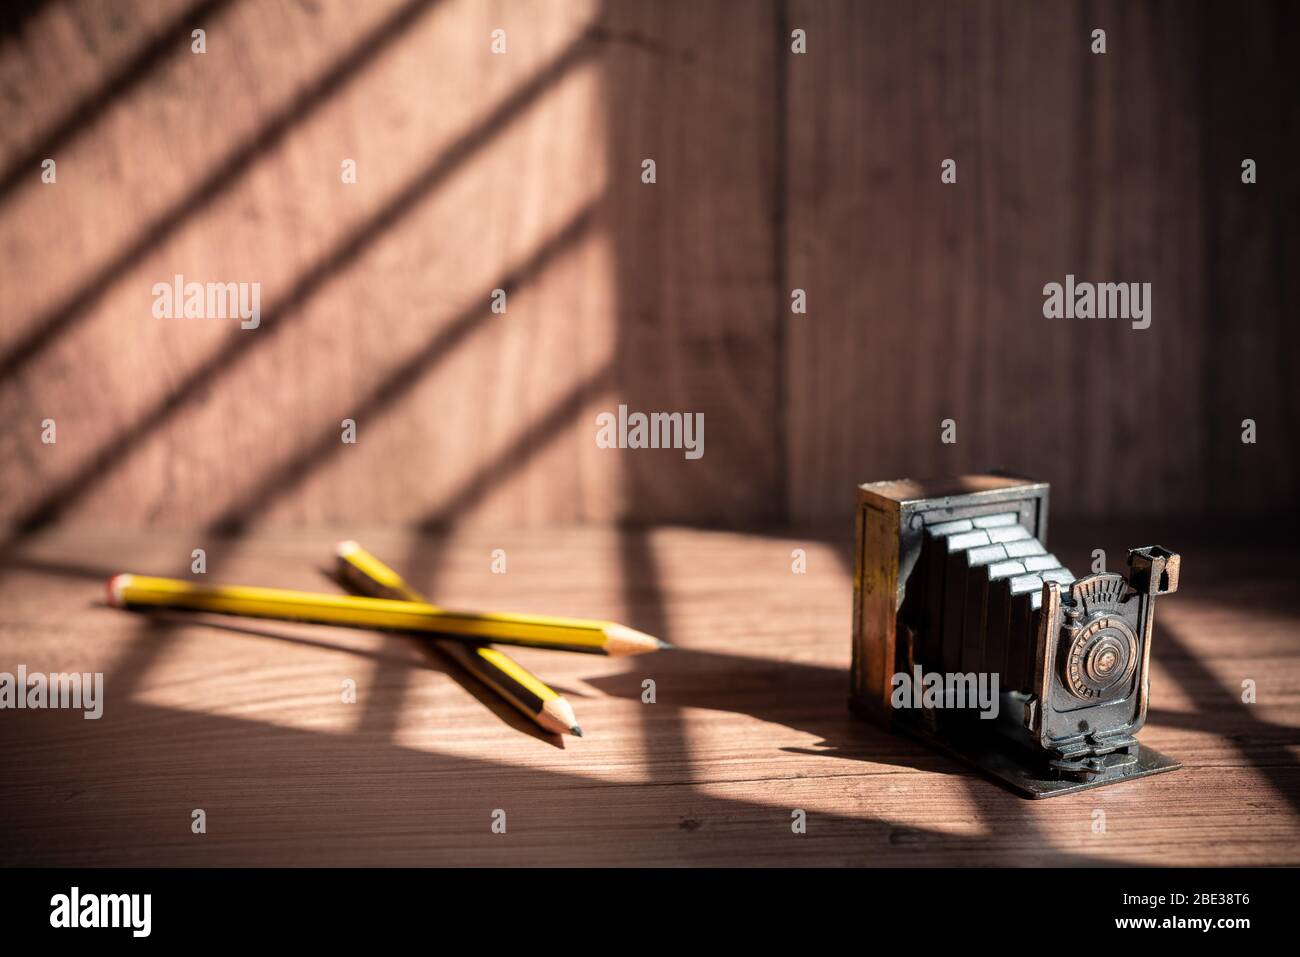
599, 1, 786, 526
3, 1, 1299, 540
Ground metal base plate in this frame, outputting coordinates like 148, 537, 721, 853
900, 724, 1181, 799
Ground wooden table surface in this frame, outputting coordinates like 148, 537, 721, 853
1, 523, 1297, 866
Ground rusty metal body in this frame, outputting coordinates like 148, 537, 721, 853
850, 474, 1181, 797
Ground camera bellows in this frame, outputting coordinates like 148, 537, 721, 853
852, 475, 1182, 797
920, 513, 1074, 694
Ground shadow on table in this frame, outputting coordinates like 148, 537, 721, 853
142, 611, 575, 749
583, 649, 965, 777
0, 691, 1106, 866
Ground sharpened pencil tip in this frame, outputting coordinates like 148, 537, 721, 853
542, 698, 581, 737
656, 639, 674, 650
335, 540, 361, 557
602, 623, 666, 656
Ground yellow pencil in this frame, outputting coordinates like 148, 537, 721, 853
334, 541, 582, 737
106, 573, 665, 656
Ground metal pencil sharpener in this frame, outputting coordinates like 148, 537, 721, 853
850, 474, 1181, 798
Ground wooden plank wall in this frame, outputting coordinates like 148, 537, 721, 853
786, 0, 1297, 523
1, 0, 1294, 533
0, 0, 783, 534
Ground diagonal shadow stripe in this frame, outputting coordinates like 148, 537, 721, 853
98, 206, 600, 703
1, 695, 1120, 864
383, 364, 612, 742
0, 0, 447, 382
1, 24, 600, 556
54, 30, 604, 713
0, 0, 52, 40
414, 364, 614, 531
103, 360, 611, 706
1155, 624, 1300, 814
0, 0, 241, 207
207, 202, 598, 536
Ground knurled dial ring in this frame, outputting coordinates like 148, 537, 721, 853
1063, 615, 1138, 700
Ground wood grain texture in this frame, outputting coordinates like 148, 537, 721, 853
0, 525, 1296, 865
0, 0, 780, 532
4, 1, 1295, 533
784, 0, 1297, 522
